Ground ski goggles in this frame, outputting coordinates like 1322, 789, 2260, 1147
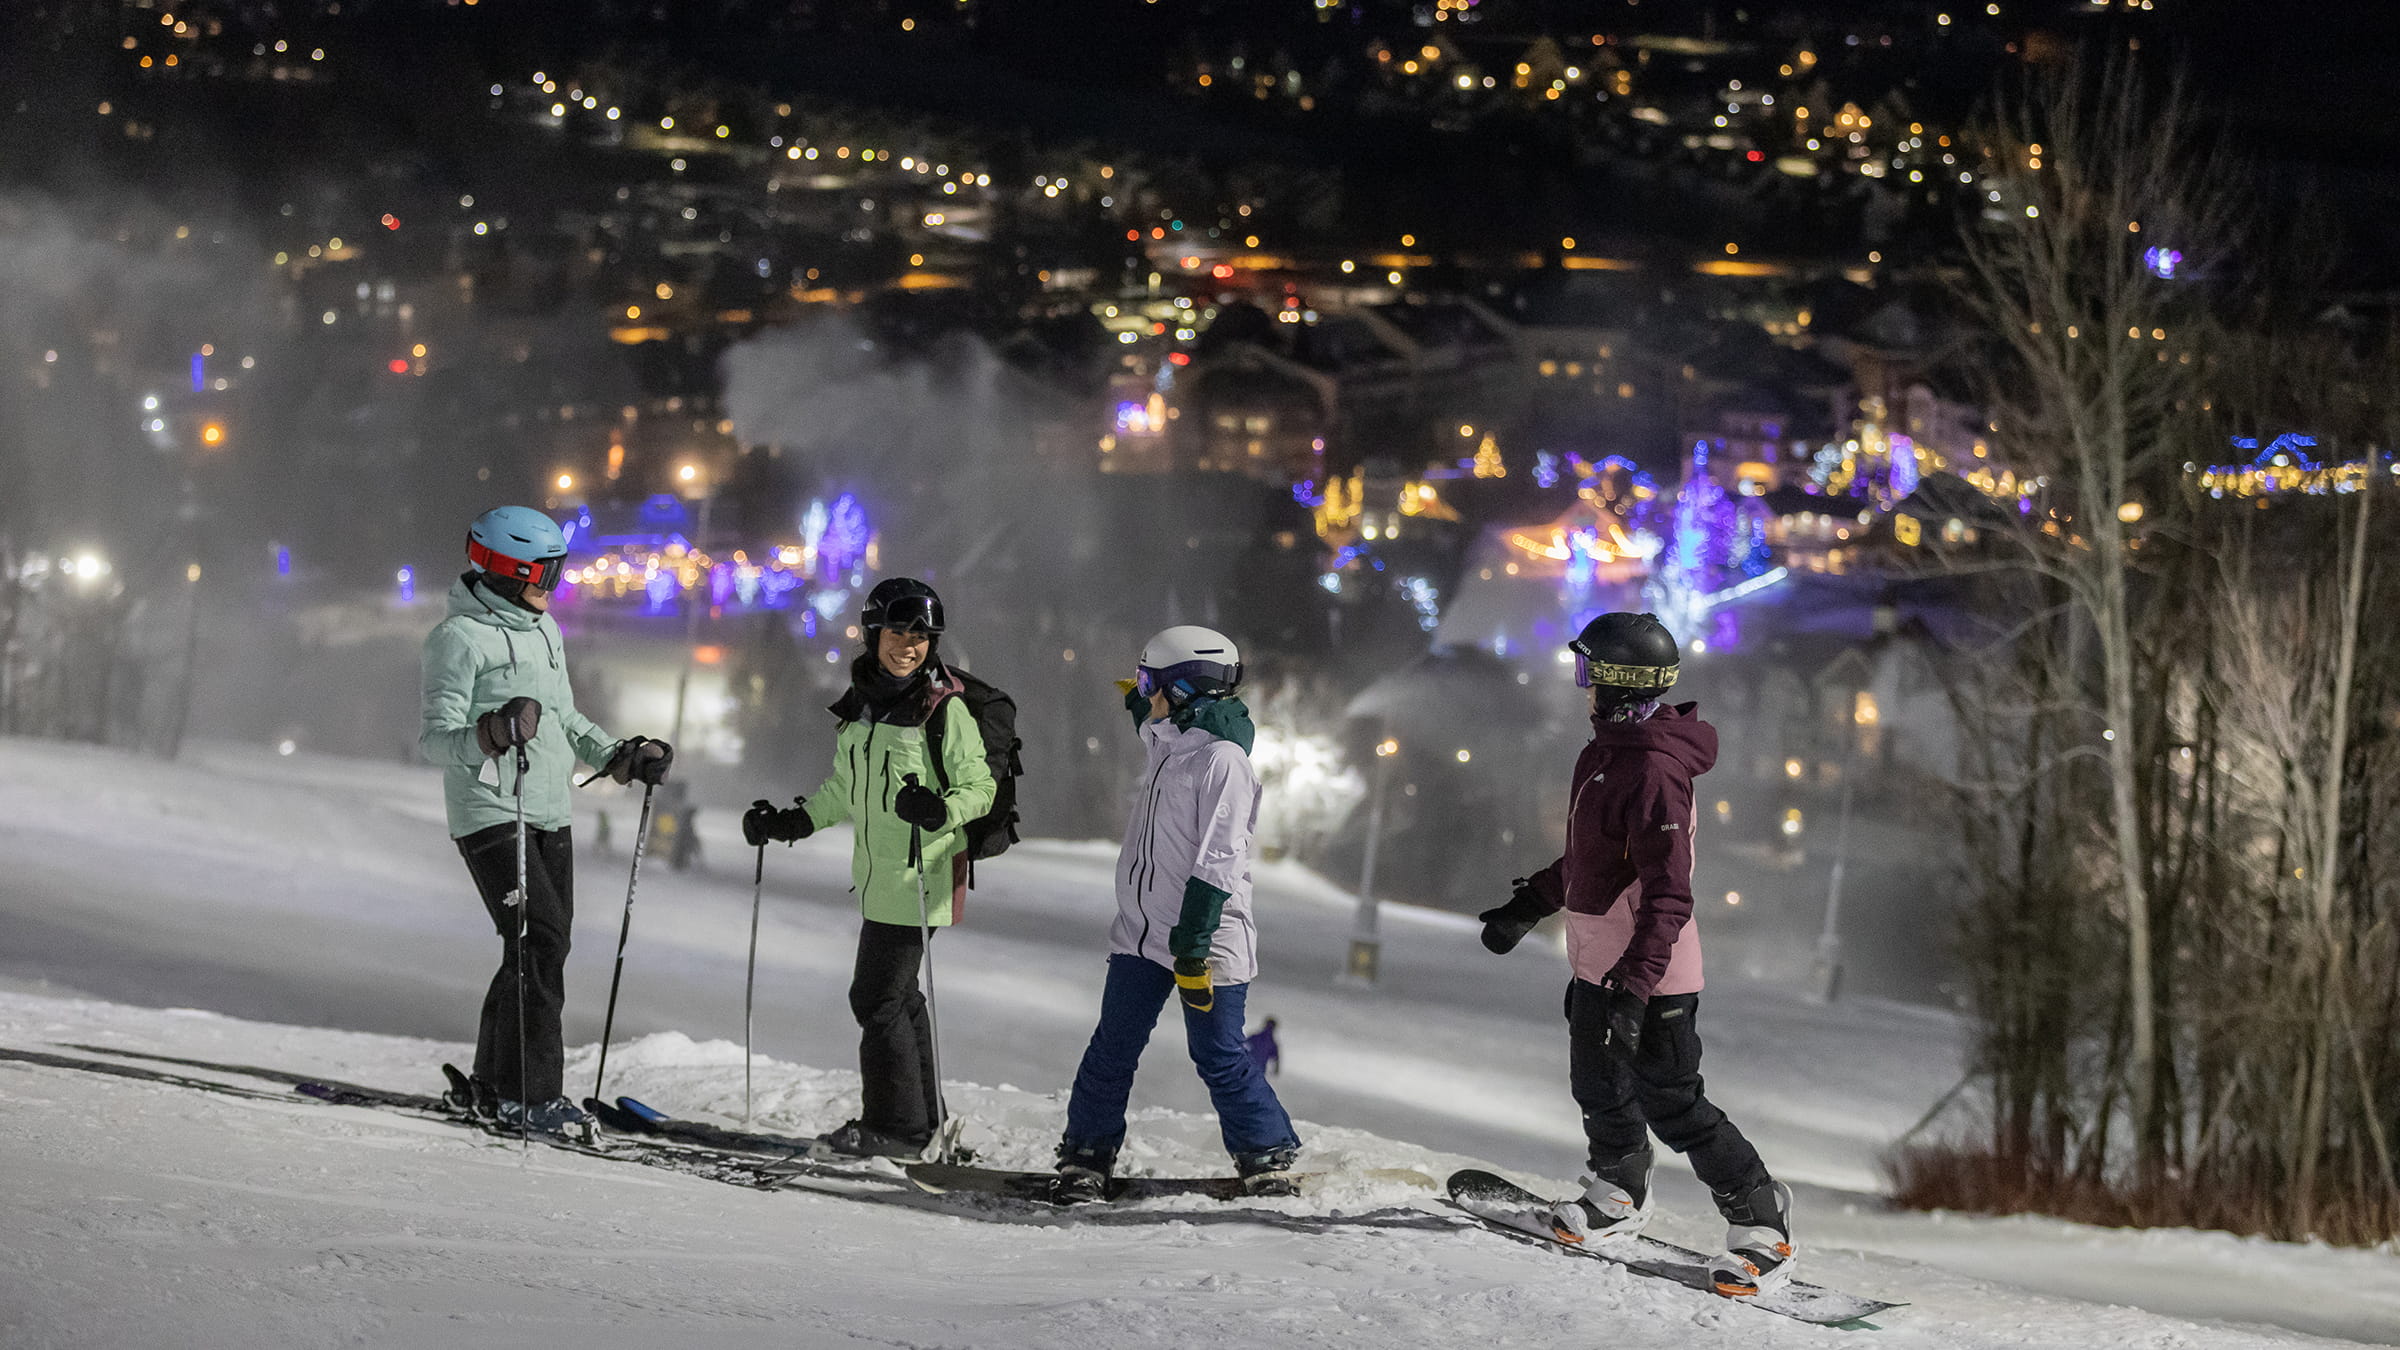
469, 539, 569, 591
865, 594, 944, 634
1568, 640, 1678, 691
1134, 660, 1242, 700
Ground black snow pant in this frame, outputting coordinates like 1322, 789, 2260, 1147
851, 918, 944, 1142
1568, 981, 1770, 1207
458, 822, 575, 1105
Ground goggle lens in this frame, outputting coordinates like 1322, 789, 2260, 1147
1134, 667, 1159, 698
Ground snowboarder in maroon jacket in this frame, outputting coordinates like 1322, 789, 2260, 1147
1477, 611, 1798, 1299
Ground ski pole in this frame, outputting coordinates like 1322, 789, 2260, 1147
511, 742, 530, 1146
592, 781, 657, 1102
744, 841, 765, 1125
903, 774, 949, 1161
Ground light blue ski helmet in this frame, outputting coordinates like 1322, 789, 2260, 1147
466, 506, 569, 590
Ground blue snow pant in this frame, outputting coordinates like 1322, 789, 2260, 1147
1059, 954, 1301, 1170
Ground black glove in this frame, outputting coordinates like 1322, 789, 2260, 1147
1597, 979, 1647, 1059
605, 736, 675, 786
1174, 956, 1214, 1013
1477, 877, 1551, 955
893, 778, 946, 831
475, 697, 542, 757
1123, 681, 1151, 729
743, 797, 813, 846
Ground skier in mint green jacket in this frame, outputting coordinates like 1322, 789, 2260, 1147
743, 577, 994, 1159
420, 507, 673, 1135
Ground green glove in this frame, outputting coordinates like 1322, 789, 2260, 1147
1175, 956, 1214, 1013
1168, 877, 1230, 963
1121, 680, 1150, 729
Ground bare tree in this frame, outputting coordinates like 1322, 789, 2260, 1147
1954, 48, 2251, 1179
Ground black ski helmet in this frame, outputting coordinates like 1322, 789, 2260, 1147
1569, 612, 1680, 708
861, 577, 945, 636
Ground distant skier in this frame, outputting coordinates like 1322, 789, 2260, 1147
1476, 612, 1797, 1297
1245, 1017, 1281, 1078
1048, 626, 1301, 1203
741, 578, 993, 1160
420, 506, 674, 1135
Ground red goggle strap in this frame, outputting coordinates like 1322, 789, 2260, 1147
468, 538, 561, 588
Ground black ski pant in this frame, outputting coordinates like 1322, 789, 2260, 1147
458, 822, 575, 1105
851, 918, 944, 1142
1568, 981, 1769, 1205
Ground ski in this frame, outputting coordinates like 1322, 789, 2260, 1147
582, 1092, 837, 1158
1445, 1169, 1902, 1329
34, 1042, 854, 1192
905, 1160, 1440, 1205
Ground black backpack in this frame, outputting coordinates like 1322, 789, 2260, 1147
927, 666, 1023, 864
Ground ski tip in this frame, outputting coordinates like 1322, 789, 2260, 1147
615, 1095, 670, 1124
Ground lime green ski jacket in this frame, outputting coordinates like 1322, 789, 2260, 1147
802, 667, 995, 927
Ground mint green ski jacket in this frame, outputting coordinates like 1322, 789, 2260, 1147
420, 575, 622, 837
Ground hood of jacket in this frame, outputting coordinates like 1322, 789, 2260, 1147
1170, 695, 1255, 754
448, 574, 541, 632
1587, 701, 1716, 778
830, 657, 962, 727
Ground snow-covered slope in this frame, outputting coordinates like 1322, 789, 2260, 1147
3, 737, 2398, 1348
6, 991, 2386, 1350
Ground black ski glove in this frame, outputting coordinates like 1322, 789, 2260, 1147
605, 736, 674, 786
1477, 877, 1551, 955
1596, 978, 1647, 1059
475, 697, 542, 757
893, 779, 946, 831
743, 797, 813, 846
1174, 956, 1215, 1013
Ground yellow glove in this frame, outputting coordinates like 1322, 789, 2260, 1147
1174, 957, 1214, 1013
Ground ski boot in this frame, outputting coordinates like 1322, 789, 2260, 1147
498, 1096, 596, 1143
1235, 1145, 1303, 1198
1708, 1177, 1796, 1298
442, 1067, 498, 1122
816, 1119, 932, 1162
1547, 1148, 1654, 1245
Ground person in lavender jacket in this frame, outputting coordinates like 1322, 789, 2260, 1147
1047, 625, 1301, 1204
1477, 611, 1798, 1298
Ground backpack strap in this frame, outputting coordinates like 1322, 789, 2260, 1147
925, 691, 953, 795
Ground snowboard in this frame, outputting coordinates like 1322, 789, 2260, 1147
1445, 1169, 1902, 1329
906, 1160, 1439, 1205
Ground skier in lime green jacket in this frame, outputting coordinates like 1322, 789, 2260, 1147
744, 578, 993, 1158
420, 507, 673, 1136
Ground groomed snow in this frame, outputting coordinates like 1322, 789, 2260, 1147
3, 737, 2397, 1348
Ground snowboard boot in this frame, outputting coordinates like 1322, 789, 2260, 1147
817, 1119, 932, 1162
1234, 1145, 1303, 1198
1708, 1177, 1796, 1298
1547, 1148, 1655, 1245
1048, 1142, 1117, 1205
1047, 1163, 1112, 1206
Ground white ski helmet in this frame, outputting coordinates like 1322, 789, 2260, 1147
1136, 625, 1243, 708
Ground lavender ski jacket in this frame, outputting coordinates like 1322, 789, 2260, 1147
1109, 710, 1263, 985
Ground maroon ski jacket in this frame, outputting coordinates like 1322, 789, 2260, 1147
1525, 702, 1717, 998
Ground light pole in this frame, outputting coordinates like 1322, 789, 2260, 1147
1340, 735, 1400, 988
1810, 690, 1870, 1003
666, 467, 712, 747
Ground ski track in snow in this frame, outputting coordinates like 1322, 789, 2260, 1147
1, 737, 2397, 1348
